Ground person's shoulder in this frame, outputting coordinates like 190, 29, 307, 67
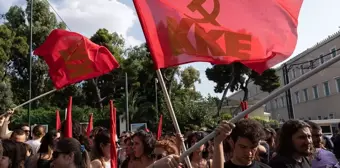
91, 159, 102, 168
268, 155, 291, 168
254, 161, 271, 168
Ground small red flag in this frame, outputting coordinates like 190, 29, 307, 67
64, 96, 73, 138
109, 100, 117, 168
133, 0, 303, 73
33, 29, 120, 89
241, 101, 249, 118
86, 113, 93, 137
56, 110, 61, 131
157, 115, 163, 140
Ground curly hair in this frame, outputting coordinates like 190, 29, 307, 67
132, 130, 156, 157
230, 119, 265, 144
187, 131, 209, 159
155, 139, 179, 155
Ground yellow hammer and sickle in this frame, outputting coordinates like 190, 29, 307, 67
185, 0, 221, 26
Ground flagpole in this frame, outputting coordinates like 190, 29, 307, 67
125, 72, 129, 131
28, 0, 34, 128
180, 53, 340, 161
155, 69, 192, 168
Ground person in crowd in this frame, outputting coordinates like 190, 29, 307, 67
50, 138, 91, 168
20, 124, 30, 140
118, 131, 132, 164
2, 139, 27, 168
121, 136, 135, 168
0, 110, 14, 140
264, 128, 276, 157
213, 119, 270, 168
207, 140, 214, 160
305, 121, 338, 168
147, 154, 182, 168
131, 130, 155, 168
91, 129, 111, 168
26, 125, 45, 155
60, 119, 91, 152
153, 138, 179, 160
26, 131, 57, 168
10, 129, 27, 143
187, 131, 212, 168
269, 120, 312, 168
333, 122, 340, 159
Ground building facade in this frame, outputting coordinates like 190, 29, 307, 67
227, 31, 340, 121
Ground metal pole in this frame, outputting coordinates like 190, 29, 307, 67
125, 72, 129, 131
155, 78, 158, 116
28, 0, 34, 128
180, 53, 340, 160
155, 69, 192, 168
283, 64, 295, 119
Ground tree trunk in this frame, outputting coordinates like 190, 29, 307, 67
91, 78, 103, 110
216, 64, 236, 117
241, 78, 250, 101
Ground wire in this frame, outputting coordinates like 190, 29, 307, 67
45, 0, 72, 31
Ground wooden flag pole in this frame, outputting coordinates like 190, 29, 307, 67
180, 53, 340, 161
155, 69, 192, 168
14, 89, 57, 110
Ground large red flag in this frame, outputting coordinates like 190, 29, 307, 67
56, 110, 61, 131
64, 96, 73, 138
109, 100, 117, 168
133, 0, 303, 73
33, 29, 120, 89
86, 113, 93, 137
157, 115, 163, 140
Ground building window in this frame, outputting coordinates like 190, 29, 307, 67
281, 96, 285, 107
292, 69, 296, 79
331, 48, 337, 58
303, 88, 308, 101
300, 65, 305, 75
295, 91, 300, 104
275, 99, 278, 109
320, 54, 324, 64
323, 81, 330, 96
330, 113, 334, 119
313, 85, 319, 99
318, 116, 322, 120
336, 78, 340, 93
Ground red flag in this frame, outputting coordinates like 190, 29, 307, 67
241, 101, 249, 118
109, 100, 117, 168
133, 0, 303, 73
64, 96, 73, 138
157, 115, 163, 140
33, 29, 120, 89
56, 110, 61, 131
86, 113, 93, 137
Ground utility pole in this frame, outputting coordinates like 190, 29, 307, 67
282, 63, 295, 119
28, 0, 34, 127
125, 72, 129, 131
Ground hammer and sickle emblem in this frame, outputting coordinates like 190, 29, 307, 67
185, 0, 221, 26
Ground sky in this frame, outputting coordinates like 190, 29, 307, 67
1, 0, 340, 98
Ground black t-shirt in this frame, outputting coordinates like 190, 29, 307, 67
224, 160, 271, 168
269, 155, 311, 168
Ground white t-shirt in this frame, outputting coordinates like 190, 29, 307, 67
26, 139, 41, 155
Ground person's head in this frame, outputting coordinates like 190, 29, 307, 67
132, 130, 156, 158
229, 119, 265, 166
2, 140, 27, 168
153, 139, 179, 160
89, 127, 106, 141
51, 138, 90, 168
277, 120, 312, 157
20, 124, 30, 138
264, 127, 276, 149
124, 136, 133, 157
305, 120, 322, 148
60, 120, 91, 152
92, 129, 111, 159
10, 129, 27, 143
32, 125, 45, 139
187, 131, 209, 159
38, 131, 57, 154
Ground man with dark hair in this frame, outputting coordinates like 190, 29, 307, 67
269, 120, 312, 168
213, 119, 271, 168
10, 129, 27, 142
26, 125, 45, 155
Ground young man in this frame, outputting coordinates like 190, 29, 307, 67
26, 125, 45, 155
269, 120, 312, 168
213, 119, 271, 168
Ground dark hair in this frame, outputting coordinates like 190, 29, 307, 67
38, 131, 56, 154
92, 129, 110, 160
132, 130, 156, 158
304, 120, 321, 131
230, 119, 265, 144
187, 131, 209, 159
277, 120, 310, 156
60, 120, 91, 151
10, 129, 26, 139
90, 127, 106, 139
2, 140, 27, 168
32, 125, 45, 138
56, 138, 90, 168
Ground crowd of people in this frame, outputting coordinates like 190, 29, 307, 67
0, 109, 340, 168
